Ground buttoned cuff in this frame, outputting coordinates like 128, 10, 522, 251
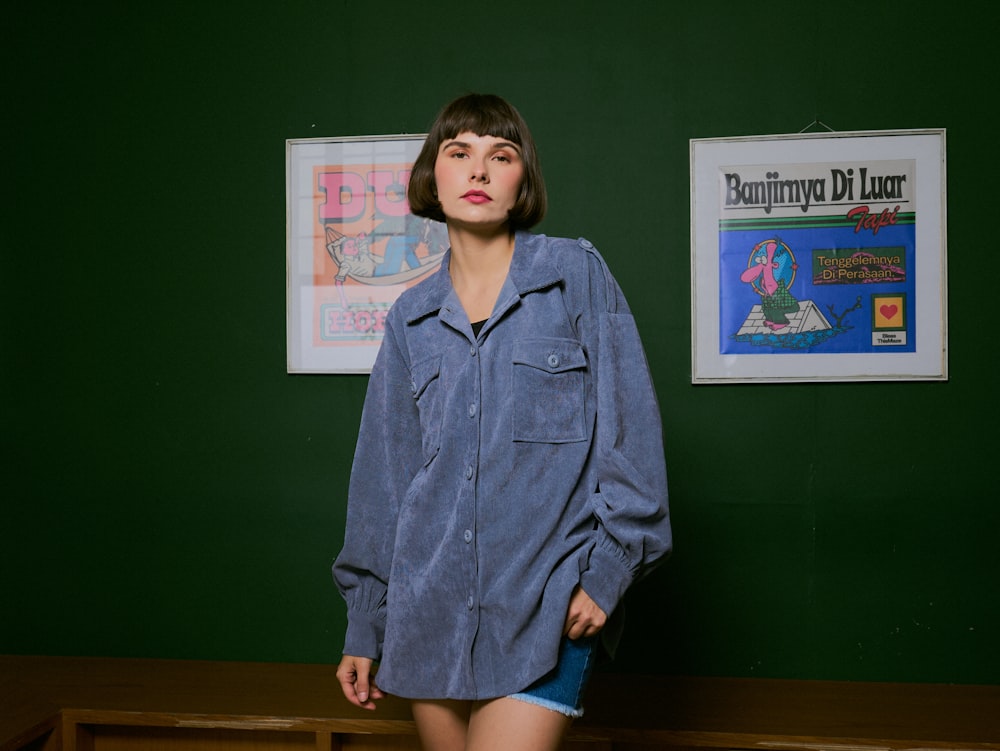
579, 543, 634, 620
342, 609, 385, 661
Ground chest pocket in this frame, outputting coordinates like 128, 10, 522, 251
512, 338, 588, 443
410, 354, 443, 460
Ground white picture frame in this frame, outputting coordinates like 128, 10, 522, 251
286, 134, 447, 373
690, 128, 947, 383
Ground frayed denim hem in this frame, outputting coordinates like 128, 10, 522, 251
506, 635, 596, 719
508, 691, 585, 719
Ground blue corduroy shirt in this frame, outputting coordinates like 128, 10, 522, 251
333, 232, 672, 700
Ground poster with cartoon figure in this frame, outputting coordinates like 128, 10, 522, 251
287, 135, 448, 373
691, 129, 947, 383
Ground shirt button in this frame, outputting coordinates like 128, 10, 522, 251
470, 345, 477, 356
467, 596, 474, 610
465, 465, 474, 480
468, 402, 477, 418
547, 354, 560, 368
463, 529, 473, 543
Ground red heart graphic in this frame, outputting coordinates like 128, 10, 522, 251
880, 304, 898, 319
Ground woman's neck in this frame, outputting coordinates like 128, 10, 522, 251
447, 225, 516, 324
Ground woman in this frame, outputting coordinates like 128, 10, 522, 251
333, 93, 672, 751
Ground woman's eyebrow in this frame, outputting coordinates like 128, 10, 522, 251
441, 139, 521, 152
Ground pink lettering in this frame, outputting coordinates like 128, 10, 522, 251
317, 171, 367, 222
323, 306, 390, 338
369, 169, 412, 218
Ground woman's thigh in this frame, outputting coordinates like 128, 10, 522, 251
411, 699, 472, 751
467, 696, 571, 751
411, 696, 570, 751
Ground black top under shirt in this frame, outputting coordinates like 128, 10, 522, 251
471, 319, 487, 337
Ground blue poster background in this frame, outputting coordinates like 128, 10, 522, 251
718, 216, 916, 355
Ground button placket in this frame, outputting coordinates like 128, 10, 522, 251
463, 343, 482, 622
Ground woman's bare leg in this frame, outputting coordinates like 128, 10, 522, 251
466, 696, 571, 751
411, 699, 472, 751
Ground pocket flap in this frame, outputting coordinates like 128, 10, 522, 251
410, 354, 441, 399
512, 338, 587, 374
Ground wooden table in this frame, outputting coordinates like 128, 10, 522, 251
3, 655, 998, 751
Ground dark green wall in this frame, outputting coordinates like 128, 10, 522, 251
4, 1, 996, 684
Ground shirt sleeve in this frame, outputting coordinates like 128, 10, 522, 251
577, 244, 673, 618
331, 310, 422, 660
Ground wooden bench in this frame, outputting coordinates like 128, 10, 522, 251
2, 655, 997, 751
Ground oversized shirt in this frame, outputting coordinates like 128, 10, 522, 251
333, 232, 671, 700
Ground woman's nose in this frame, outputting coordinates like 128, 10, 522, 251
470, 163, 489, 182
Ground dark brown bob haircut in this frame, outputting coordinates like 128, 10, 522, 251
407, 93, 547, 230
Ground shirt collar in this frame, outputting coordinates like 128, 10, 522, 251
403, 232, 564, 324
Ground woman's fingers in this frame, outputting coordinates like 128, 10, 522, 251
336, 655, 384, 709
563, 585, 607, 639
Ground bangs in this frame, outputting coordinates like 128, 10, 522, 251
435, 94, 525, 144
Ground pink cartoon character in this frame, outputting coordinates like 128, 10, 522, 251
740, 238, 799, 331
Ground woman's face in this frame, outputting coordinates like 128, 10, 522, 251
433, 131, 524, 233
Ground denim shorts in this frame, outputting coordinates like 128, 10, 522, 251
509, 635, 598, 718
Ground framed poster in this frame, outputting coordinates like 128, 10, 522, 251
690, 129, 947, 383
286, 135, 448, 373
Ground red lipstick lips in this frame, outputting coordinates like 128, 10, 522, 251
461, 190, 491, 204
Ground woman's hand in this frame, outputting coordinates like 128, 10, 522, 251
336, 654, 384, 710
563, 585, 607, 640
